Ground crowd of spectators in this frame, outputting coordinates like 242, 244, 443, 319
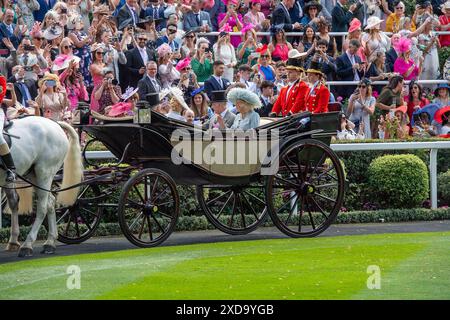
0, 0, 449, 138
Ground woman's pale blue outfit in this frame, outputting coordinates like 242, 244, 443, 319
432, 98, 449, 109
231, 110, 260, 130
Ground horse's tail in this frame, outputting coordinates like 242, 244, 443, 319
56, 122, 83, 206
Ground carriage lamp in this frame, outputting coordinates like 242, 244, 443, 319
134, 100, 152, 124
72, 101, 90, 125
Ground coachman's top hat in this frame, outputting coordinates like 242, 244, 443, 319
307, 59, 324, 76
211, 90, 227, 103
146, 92, 160, 107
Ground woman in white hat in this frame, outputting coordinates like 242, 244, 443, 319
227, 88, 261, 130
361, 16, 391, 62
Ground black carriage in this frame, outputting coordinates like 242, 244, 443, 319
53, 110, 345, 248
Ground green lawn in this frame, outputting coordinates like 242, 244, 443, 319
1, 232, 449, 300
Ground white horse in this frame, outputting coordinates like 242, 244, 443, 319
2, 116, 83, 257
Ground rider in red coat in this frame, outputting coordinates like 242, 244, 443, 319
304, 59, 330, 114
0, 74, 16, 182
271, 57, 308, 116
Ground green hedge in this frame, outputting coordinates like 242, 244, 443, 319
438, 170, 450, 205
2, 208, 449, 243
368, 155, 429, 209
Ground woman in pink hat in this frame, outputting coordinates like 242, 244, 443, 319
218, 0, 244, 48
243, 0, 266, 31
393, 37, 422, 81
157, 43, 180, 89
343, 19, 365, 61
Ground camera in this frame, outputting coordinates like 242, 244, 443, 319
204, 47, 211, 53
24, 44, 35, 51
111, 36, 119, 42
61, 8, 67, 14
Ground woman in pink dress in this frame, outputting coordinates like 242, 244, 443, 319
243, 0, 266, 31
89, 43, 105, 113
218, 0, 244, 48
393, 37, 423, 81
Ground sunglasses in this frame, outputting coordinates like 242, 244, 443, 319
261, 55, 269, 58
34, 37, 45, 41
395, 7, 403, 9
138, 37, 147, 41
358, 85, 367, 88
183, 67, 192, 71
63, 45, 73, 50
186, 35, 195, 38
96, 51, 104, 55
168, 29, 177, 34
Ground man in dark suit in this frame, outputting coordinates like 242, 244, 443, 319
117, 0, 141, 30
142, 0, 167, 31
137, 61, 162, 100
271, 0, 303, 31
204, 61, 231, 100
336, 39, 365, 98
205, 0, 226, 31
183, 0, 213, 32
123, 33, 156, 89
259, 81, 276, 117
386, 34, 400, 72
331, 0, 357, 51
8, 65, 38, 108
0, 9, 24, 51
289, 0, 305, 24
34, 0, 58, 22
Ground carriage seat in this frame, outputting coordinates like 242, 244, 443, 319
90, 110, 134, 123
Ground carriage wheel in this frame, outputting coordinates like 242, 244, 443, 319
265, 139, 345, 238
118, 168, 179, 248
55, 184, 104, 244
196, 181, 268, 235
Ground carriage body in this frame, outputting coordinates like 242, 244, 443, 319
57, 110, 344, 247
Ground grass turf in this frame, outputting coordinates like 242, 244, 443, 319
0, 231, 449, 300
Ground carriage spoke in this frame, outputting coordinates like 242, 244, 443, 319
64, 213, 73, 235
298, 195, 305, 232
215, 192, 234, 220
237, 194, 247, 228
315, 183, 338, 189
306, 200, 316, 230
284, 194, 299, 225
157, 211, 175, 220
150, 176, 160, 201
74, 216, 81, 238
308, 196, 329, 220
228, 195, 237, 227
281, 158, 300, 184
57, 209, 71, 225
129, 212, 144, 231
153, 187, 171, 203
274, 175, 299, 188
271, 188, 296, 196
206, 190, 232, 206
133, 185, 145, 203
308, 152, 327, 183
241, 192, 260, 221
275, 192, 299, 215
151, 215, 165, 232
146, 216, 153, 241
138, 214, 146, 239
154, 199, 175, 207
78, 210, 93, 231
243, 190, 266, 206
314, 192, 337, 203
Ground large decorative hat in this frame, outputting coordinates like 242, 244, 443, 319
90, 42, 105, 52
121, 86, 139, 101
241, 23, 255, 35
52, 54, 81, 72
306, 56, 323, 76
227, 88, 262, 109
43, 24, 63, 40
304, 1, 323, 13
365, 16, 384, 30
224, 0, 239, 6
256, 44, 269, 55
176, 57, 191, 71
394, 37, 412, 53
434, 82, 450, 96
191, 86, 205, 97
157, 43, 172, 57
182, 30, 195, 39
434, 105, 450, 124
394, 104, 407, 114
442, 1, 450, 13
93, 4, 110, 15
38, 72, 61, 88
348, 18, 362, 33
219, 23, 233, 33
67, 15, 82, 30
169, 87, 189, 110
210, 90, 227, 103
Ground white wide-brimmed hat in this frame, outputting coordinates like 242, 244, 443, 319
121, 86, 139, 101
288, 49, 308, 59
169, 87, 189, 110
43, 24, 63, 40
365, 16, 384, 30
227, 88, 261, 109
